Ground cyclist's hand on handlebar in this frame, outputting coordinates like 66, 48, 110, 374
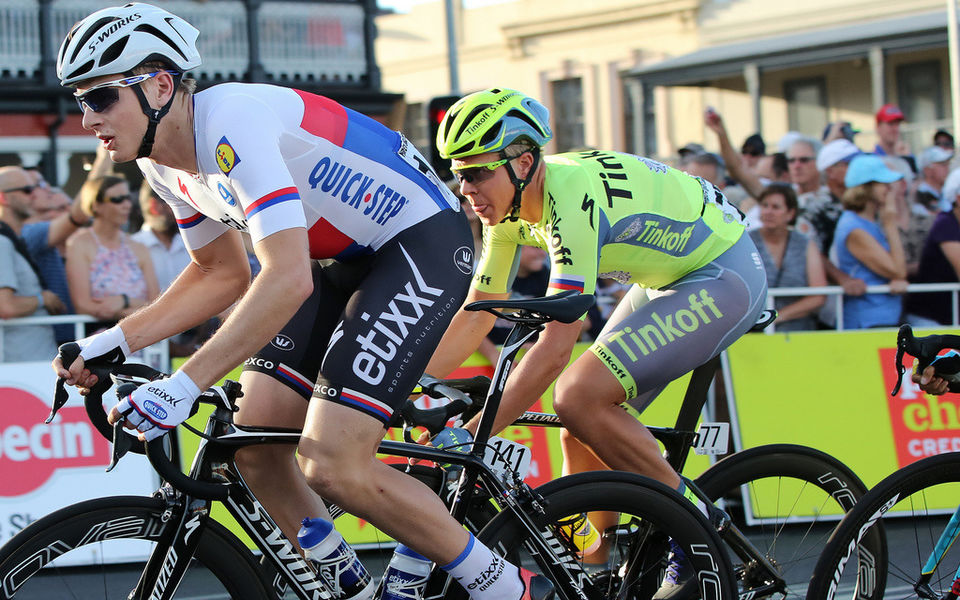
912, 365, 951, 395
54, 325, 131, 392
113, 370, 202, 441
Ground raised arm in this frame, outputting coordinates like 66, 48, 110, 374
703, 108, 765, 199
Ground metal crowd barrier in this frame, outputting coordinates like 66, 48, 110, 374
765, 281, 960, 332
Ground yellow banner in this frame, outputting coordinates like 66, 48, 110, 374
726, 329, 958, 513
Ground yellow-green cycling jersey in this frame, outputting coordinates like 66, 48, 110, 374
473, 150, 746, 297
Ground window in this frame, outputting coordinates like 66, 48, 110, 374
896, 61, 944, 123
784, 77, 827, 137
551, 78, 585, 151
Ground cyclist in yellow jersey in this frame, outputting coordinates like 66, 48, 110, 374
426, 89, 768, 566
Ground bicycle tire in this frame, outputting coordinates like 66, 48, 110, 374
0, 496, 273, 599
444, 471, 738, 600
806, 451, 960, 600
693, 443, 886, 600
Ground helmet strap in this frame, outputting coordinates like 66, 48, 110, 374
128, 70, 184, 159
499, 147, 541, 223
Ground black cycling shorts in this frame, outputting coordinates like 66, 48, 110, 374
243, 208, 473, 425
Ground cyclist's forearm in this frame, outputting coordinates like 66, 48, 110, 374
424, 291, 501, 378
119, 260, 249, 353
466, 320, 580, 435
181, 238, 312, 390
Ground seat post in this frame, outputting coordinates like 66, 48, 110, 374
663, 354, 721, 471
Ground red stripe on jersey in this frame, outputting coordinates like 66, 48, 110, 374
244, 186, 299, 217
294, 89, 348, 146
307, 217, 355, 259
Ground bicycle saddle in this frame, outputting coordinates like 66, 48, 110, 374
466, 290, 596, 324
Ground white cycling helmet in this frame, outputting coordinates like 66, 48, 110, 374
57, 2, 201, 86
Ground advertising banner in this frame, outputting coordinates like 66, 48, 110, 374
0, 361, 158, 565
726, 329, 956, 515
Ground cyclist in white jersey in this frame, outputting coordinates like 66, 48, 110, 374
53, 4, 538, 598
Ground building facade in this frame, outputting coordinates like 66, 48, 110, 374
377, 0, 950, 162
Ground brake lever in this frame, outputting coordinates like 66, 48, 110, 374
106, 420, 136, 472
46, 377, 71, 424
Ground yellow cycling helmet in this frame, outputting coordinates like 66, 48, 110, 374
437, 88, 552, 159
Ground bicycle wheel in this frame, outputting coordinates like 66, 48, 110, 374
693, 444, 886, 600
444, 471, 738, 600
807, 451, 960, 600
0, 496, 272, 599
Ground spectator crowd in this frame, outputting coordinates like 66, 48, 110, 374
4, 104, 960, 362
693, 103, 960, 331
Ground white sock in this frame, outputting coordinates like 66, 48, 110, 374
441, 533, 523, 600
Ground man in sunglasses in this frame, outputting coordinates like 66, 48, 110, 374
0, 166, 65, 362
53, 4, 543, 599
425, 88, 768, 594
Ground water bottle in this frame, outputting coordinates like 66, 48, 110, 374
379, 544, 432, 600
298, 517, 375, 600
431, 427, 473, 470
559, 513, 601, 556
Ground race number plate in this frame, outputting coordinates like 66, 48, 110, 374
483, 437, 532, 481
694, 422, 729, 455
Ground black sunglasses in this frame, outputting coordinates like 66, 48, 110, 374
1, 185, 38, 195
76, 86, 122, 113
101, 194, 132, 204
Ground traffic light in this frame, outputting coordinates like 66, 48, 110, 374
427, 95, 460, 183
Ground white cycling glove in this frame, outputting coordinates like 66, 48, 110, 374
76, 324, 131, 363
116, 370, 202, 441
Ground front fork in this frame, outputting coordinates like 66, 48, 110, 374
130, 485, 213, 600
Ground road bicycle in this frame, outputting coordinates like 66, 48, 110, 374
0, 290, 737, 600
425, 309, 885, 600
806, 324, 960, 600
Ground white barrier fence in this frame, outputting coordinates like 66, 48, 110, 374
765, 281, 960, 332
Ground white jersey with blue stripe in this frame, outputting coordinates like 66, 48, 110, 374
138, 83, 459, 259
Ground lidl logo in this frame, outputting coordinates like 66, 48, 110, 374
216, 136, 241, 175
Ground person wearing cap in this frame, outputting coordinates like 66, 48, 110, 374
903, 167, 960, 327
874, 103, 908, 157
823, 121, 859, 144
796, 138, 859, 253
830, 155, 908, 329
915, 145, 954, 212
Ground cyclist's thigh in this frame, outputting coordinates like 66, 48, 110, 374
317, 209, 473, 426
235, 370, 310, 428
243, 258, 356, 400
591, 234, 766, 410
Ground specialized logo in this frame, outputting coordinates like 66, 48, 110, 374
271, 334, 295, 351
217, 182, 237, 206
142, 400, 169, 420
0, 387, 110, 496
308, 157, 407, 226
352, 245, 444, 386
227, 495, 334, 600
215, 136, 241, 175
454, 246, 474, 274
604, 290, 724, 360
87, 13, 141, 53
